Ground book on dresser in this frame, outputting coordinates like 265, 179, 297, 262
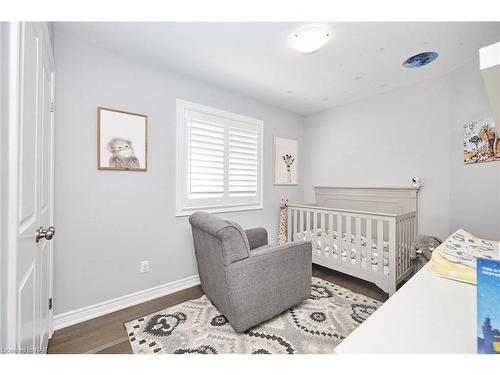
477, 258, 500, 354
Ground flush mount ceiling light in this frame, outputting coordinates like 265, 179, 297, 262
402, 51, 439, 68
291, 27, 330, 53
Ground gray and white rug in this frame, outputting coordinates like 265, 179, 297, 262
124, 277, 382, 354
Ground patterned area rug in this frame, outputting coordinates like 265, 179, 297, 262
124, 277, 382, 354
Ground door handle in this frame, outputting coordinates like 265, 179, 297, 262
35, 226, 56, 243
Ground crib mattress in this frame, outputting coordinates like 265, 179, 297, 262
295, 229, 394, 274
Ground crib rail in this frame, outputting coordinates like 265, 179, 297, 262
395, 211, 416, 283
287, 203, 416, 295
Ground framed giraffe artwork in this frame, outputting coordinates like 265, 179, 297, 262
463, 116, 500, 164
273, 135, 298, 185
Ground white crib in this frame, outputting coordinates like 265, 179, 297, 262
287, 187, 419, 295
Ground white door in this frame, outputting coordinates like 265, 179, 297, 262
12, 22, 55, 354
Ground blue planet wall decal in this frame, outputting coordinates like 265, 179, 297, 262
402, 52, 439, 68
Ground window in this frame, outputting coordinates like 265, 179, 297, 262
176, 99, 263, 216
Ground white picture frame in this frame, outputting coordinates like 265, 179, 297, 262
273, 135, 298, 185
97, 107, 148, 171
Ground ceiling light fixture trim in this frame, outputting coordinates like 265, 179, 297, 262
291, 27, 330, 54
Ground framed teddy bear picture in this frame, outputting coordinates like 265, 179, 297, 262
97, 107, 148, 171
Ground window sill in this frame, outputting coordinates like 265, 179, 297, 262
175, 204, 263, 217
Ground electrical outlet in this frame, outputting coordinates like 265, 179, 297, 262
140, 260, 150, 273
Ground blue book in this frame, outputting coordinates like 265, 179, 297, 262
477, 258, 500, 354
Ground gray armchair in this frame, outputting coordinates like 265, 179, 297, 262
189, 211, 312, 333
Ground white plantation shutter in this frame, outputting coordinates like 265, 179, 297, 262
228, 126, 258, 198
176, 100, 263, 215
187, 116, 225, 199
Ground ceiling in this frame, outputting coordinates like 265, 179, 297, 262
56, 22, 500, 115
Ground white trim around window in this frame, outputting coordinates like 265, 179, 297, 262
175, 99, 263, 217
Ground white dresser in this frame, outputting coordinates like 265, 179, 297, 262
335, 263, 477, 354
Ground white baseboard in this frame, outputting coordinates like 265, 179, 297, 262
53, 274, 200, 330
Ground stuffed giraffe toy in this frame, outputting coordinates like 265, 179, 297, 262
277, 198, 288, 246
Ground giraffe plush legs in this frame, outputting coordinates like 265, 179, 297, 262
277, 198, 288, 246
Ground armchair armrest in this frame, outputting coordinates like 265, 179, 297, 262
247, 240, 311, 259
245, 227, 268, 250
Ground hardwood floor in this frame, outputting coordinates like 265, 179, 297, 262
47, 265, 388, 354
312, 264, 388, 303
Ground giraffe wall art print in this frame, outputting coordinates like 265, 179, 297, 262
273, 136, 298, 185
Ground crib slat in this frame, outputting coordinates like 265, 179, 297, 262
389, 217, 397, 284
404, 218, 410, 274
401, 217, 411, 273
346, 216, 352, 264
404, 218, 408, 275
355, 217, 362, 266
377, 219, 384, 274
406, 217, 410, 271
407, 218, 411, 271
306, 211, 311, 234
403, 218, 407, 275
366, 218, 373, 271
328, 214, 333, 256
313, 211, 318, 235
312, 212, 318, 253
287, 207, 292, 243
400, 218, 404, 275
336, 215, 342, 262
399, 218, 403, 277
293, 209, 298, 241
411, 217, 414, 268
299, 210, 304, 238
320, 213, 326, 256
410, 215, 415, 270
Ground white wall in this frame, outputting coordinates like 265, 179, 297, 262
303, 59, 500, 240
448, 61, 500, 238
53, 32, 304, 315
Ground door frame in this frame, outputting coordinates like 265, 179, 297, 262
0, 21, 55, 353
0, 21, 9, 353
